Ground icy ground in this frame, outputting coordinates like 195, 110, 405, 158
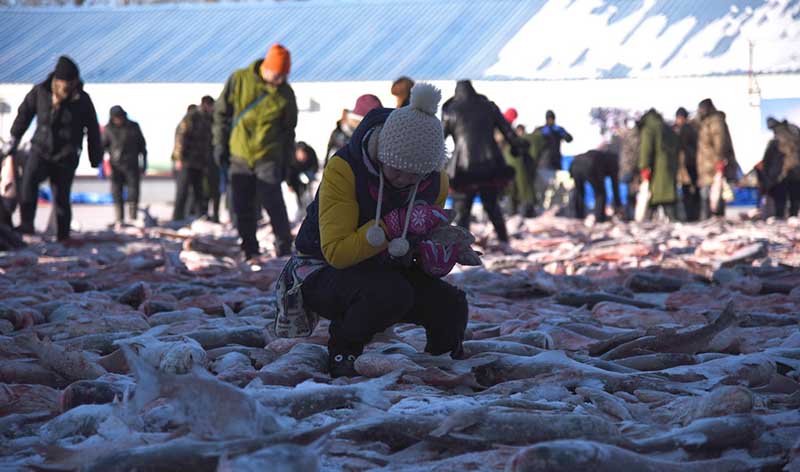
1, 213, 799, 471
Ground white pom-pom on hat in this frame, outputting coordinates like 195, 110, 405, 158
409, 83, 441, 116
377, 81, 446, 175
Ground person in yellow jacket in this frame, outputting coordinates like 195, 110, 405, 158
279, 84, 468, 378
213, 44, 297, 258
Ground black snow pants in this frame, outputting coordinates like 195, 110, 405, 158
20, 154, 77, 241
301, 260, 468, 359
229, 158, 292, 258
110, 164, 140, 223
451, 188, 509, 242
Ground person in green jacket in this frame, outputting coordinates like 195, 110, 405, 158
500, 109, 536, 217
638, 108, 679, 221
213, 44, 298, 258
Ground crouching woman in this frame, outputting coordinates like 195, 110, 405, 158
277, 83, 468, 377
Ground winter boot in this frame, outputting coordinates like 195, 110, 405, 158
328, 352, 358, 378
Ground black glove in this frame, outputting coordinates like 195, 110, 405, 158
1, 137, 18, 158
214, 145, 230, 168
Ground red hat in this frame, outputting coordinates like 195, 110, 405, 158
351, 94, 383, 119
261, 44, 291, 76
504, 108, 518, 124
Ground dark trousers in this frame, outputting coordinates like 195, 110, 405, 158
573, 177, 609, 222
783, 179, 800, 218
682, 185, 701, 222
207, 162, 221, 222
110, 165, 140, 223
452, 188, 508, 242
0, 197, 11, 227
645, 202, 677, 221
699, 186, 725, 220
769, 181, 787, 218
230, 158, 292, 257
173, 166, 205, 221
302, 260, 468, 358
20, 155, 76, 241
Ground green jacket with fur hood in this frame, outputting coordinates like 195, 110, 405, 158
213, 59, 298, 168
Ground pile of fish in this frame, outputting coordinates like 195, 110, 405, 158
1, 214, 799, 471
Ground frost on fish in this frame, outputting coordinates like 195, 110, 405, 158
0, 215, 798, 470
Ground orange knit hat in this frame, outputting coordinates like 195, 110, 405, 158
261, 44, 291, 76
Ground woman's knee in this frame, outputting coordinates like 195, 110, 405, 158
359, 273, 414, 319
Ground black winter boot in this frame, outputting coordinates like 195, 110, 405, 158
328, 353, 358, 378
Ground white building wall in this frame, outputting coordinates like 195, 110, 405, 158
1, 74, 797, 178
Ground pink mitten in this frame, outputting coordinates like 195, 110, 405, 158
417, 240, 459, 277
383, 204, 450, 240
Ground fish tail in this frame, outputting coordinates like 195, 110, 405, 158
120, 344, 160, 410
357, 371, 402, 409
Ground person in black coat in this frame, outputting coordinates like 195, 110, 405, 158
3, 56, 102, 241
443, 80, 526, 243
569, 150, 622, 222
674, 107, 700, 221
756, 139, 785, 218
102, 105, 147, 226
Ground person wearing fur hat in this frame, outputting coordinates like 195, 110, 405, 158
282, 83, 468, 378
3, 55, 102, 241
102, 105, 147, 226
213, 44, 297, 258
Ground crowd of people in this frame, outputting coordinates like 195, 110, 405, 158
1, 48, 800, 379
502, 100, 799, 224
1, 50, 799, 253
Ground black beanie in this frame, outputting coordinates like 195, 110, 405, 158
109, 105, 126, 118
54, 56, 79, 81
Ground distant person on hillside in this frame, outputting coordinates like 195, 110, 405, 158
3, 56, 102, 241
102, 105, 147, 227
213, 43, 298, 259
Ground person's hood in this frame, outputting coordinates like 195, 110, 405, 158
639, 108, 663, 127
701, 109, 725, 122
453, 80, 477, 100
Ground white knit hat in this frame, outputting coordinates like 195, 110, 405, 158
377, 83, 446, 175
